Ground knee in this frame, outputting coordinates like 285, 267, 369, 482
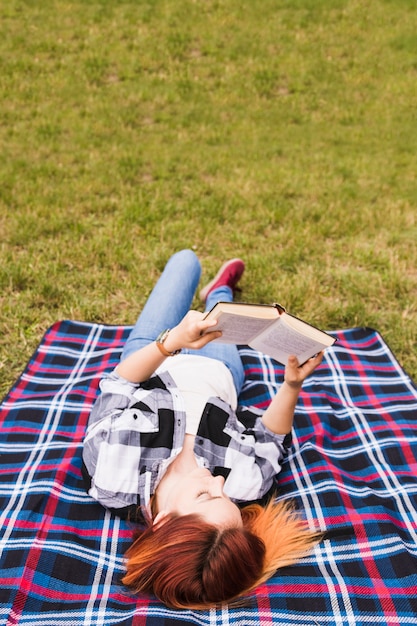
169, 249, 201, 271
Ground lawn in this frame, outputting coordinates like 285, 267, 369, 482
1, 0, 417, 396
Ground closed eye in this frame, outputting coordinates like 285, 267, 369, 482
196, 490, 222, 502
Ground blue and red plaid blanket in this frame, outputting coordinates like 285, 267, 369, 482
1, 321, 416, 625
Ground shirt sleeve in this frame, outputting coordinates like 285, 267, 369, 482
224, 405, 292, 502
82, 370, 147, 510
193, 399, 292, 503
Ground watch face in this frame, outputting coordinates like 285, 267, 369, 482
156, 329, 181, 356
156, 329, 170, 343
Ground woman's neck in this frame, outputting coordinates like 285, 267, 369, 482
168, 434, 197, 474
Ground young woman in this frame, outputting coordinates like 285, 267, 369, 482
82, 249, 323, 609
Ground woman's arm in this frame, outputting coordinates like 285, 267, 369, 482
115, 311, 222, 384
261, 352, 323, 435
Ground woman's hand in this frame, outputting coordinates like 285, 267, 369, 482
262, 351, 324, 434
116, 310, 222, 384
284, 352, 324, 388
163, 311, 222, 352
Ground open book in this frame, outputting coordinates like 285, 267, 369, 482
204, 302, 335, 365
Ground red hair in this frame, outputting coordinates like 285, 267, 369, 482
122, 498, 321, 609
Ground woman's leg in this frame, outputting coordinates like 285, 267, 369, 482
187, 284, 245, 395
121, 249, 201, 360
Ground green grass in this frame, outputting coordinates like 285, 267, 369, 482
1, 0, 417, 396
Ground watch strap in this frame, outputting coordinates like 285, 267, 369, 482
155, 329, 182, 356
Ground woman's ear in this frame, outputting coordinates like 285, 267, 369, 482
153, 510, 170, 528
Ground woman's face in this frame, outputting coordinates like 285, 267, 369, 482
155, 467, 243, 529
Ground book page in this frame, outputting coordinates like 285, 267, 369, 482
210, 312, 275, 344
251, 321, 327, 364
279, 310, 334, 344
206, 301, 278, 321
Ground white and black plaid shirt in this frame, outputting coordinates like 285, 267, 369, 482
82, 369, 291, 520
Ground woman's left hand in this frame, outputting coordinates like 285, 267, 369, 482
284, 352, 324, 388
262, 351, 324, 434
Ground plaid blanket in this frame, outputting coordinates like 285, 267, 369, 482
1, 321, 416, 626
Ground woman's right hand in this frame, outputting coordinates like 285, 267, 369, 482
164, 311, 222, 352
116, 311, 222, 383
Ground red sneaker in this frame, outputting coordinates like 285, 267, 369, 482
199, 258, 245, 302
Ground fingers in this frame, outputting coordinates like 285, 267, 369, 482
291, 351, 323, 369
193, 330, 222, 348
172, 312, 221, 349
305, 351, 324, 373
197, 318, 219, 333
285, 351, 324, 386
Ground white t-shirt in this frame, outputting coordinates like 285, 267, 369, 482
155, 354, 237, 435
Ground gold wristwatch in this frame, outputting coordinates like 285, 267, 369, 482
155, 329, 182, 356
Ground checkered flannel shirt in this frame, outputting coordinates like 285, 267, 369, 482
82, 369, 291, 520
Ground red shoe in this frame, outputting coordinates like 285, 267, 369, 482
199, 258, 245, 302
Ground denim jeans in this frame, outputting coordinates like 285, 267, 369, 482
121, 249, 245, 394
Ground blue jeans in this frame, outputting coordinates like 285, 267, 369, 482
121, 249, 245, 394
